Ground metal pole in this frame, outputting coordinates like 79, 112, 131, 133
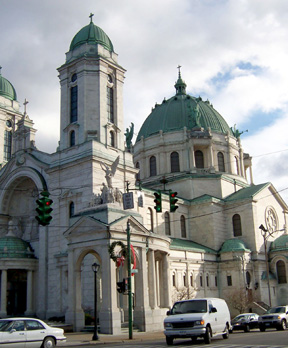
127, 221, 133, 339
264, 237, 272, 307
92, 266, 98, 340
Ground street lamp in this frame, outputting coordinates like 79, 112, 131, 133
259, 224, 271, 307
92, 262, 100, 341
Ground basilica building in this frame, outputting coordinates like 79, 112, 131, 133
0, 17, 288, 334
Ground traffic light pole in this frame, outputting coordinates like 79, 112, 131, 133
126, 221, 133, 339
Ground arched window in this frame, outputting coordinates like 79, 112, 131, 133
147, 208, 154, 232
171, 151, 180, 173
232, 214, 242, 236
172, 273, 176, 287
70, 82, 78, 123
190, 274, 194, 287
165, 212, 171, 235
109, 131, 115, 147
69, 202, 75, 218
4, 129, 12, 161
70, 130, 75, 147
135, 162, 140, 182
149, 156, 157, 177
217, 152, 225, 172
180, 215, 186, 238
195, 150, 204, 168
276, 260, 287, 284
234, 156, 239, 175
246, 271, 251, 287
107, 86, 114, 123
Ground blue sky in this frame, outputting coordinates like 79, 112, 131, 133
1, 0, 288, 202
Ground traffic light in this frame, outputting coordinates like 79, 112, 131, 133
117, 278, 128, 293
36, 191, 53, 226
154, 191, 162, 212
169, 191, 178, 212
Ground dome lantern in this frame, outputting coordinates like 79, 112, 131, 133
174, 65, 187, 96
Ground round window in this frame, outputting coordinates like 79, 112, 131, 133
6, 120, 12, 128
71, 73, 77, 82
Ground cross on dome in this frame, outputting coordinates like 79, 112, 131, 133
89, 13, 94, 23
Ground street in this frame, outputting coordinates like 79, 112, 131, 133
63, 329, 288, 347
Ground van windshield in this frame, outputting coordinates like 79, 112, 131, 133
171, 300, 207, 315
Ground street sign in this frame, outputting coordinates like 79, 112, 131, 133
123, 192, 134, 210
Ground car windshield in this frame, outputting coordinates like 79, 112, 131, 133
266, 307, 285, 314
0, 320, 13, 332
234, 315, 249, 320
171, 300, 207, 314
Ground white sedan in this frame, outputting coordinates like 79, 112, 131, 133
0, 317, 66, 347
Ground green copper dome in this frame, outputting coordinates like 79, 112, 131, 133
69, 19, 114, 53
0, 236, 35, 259
271, 234, 288, 251
219, 238, 250, 253
0, 73, 17, 101
136, 73, 232, 142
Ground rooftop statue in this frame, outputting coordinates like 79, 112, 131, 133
125, 122, 134, 150
100, 155, 120, 189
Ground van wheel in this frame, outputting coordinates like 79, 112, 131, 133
259, 325, 266, 332
223, 325, 229, 339
204, 327, 211, 344
166, 336, 174, 345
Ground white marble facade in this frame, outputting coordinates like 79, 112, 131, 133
0, 18, 288, 334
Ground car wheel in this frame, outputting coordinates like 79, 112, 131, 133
280, 320, 286, 330
166, 336, 174, 346
244, 324, 250, 332
42, 337, 55, 348
259, 325, 266, 332
223, 324, 229, 339
204, 327, 212, 344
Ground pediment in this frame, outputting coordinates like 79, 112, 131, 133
110, 215, 149, 235
63, 216, 109, 240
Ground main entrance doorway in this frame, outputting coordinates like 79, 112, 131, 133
7, 269, 27, 315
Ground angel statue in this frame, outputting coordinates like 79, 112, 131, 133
100, 155, 120, 189
125, 122, 134, 151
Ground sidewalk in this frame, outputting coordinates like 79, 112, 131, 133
64, 330, 165, 346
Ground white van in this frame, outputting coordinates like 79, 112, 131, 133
164, 298, 231, 345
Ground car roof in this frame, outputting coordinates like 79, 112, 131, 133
0, 318, 42, 321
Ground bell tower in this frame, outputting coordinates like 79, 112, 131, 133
57, 15, 126, 152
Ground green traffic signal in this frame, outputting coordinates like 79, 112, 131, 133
36, 191, 53, 226
154, 191, 162, 212
169, 191, 178, 212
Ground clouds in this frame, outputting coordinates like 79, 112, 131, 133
1, 0, 288, 201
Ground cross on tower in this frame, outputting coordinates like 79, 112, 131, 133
177, 65, 182, 77
89, 13, 94, 22
23, 98, 29, 115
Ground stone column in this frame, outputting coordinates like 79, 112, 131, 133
65, 250, 76, 327
134, 247, 151, 331
37, 225, 48, 318
148, 250, 157, 309
99, 248, 121, 334
209, 142, 214, 169
162, 253, 171, 308
0, 270, 7, 317
25, 270, 34, 316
